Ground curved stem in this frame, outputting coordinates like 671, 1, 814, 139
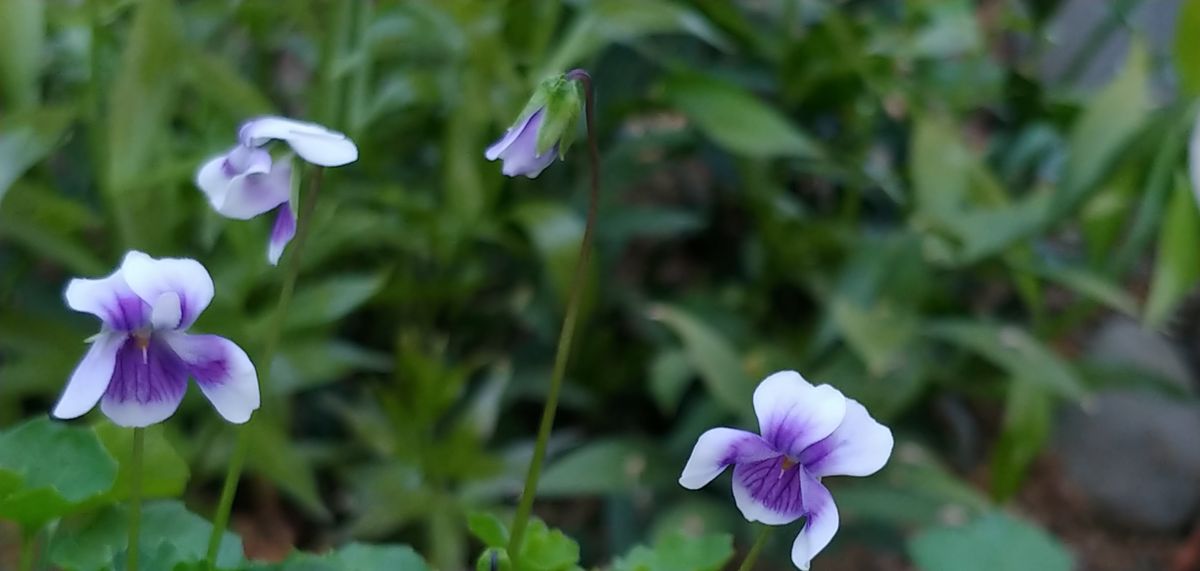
205, 168, 325, 567
506, 69, 600, 565
737, 526, 773, 571
128, 427, 145, 571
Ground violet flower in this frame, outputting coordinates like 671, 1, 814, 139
52, 251, 260, 427
485, 74, 583, 178
195, 116, 358, 265
679, 371, 893, 570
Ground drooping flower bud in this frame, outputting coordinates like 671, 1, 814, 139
485, 74, 584, 178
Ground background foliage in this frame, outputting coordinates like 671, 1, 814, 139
1, 0, 1198, 569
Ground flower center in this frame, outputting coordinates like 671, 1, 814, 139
134, 331, 152, 364
780, 456, 798, 470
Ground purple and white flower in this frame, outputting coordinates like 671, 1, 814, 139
52, 251, 260, 427
679, 371, 893, 570
195, 116, 358, 265
485, 109, 559, 179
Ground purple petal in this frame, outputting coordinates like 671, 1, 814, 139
790, 472, 839, 570
120, 251, 214, 330
196, 146, 275, 217
217, 160, 293, 220
267, 202, 297, 266
754, 371, 847, 458
731, 455, 807, 525
485, 111, 537, 161
240, 116, 358, 166
799, 398, 893, 478
1191, 110, 1200, 210
165, 333, 259, 424
52, 332, 126, 419
486, 109, 558, 179
99, 336, 189, 427
679, 427, 778, 490
64, 269, 149, 332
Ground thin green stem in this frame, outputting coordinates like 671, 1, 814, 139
128, 428, 144, 571
18, 530, 35, 571
506, 69, 601, 566
736, 526, 773, 571
205, 168, 325, 567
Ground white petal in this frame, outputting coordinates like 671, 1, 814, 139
799, 398, 894, 478
791, 473, 839, 571
217, 161, 292, 220
754, 371, 847, 458
1191, 110, 1200, 210
119, 251, 214, 330
679, 427, 777, 489
240, 116, 357, 166
52, 332, 125, 419
150, 292, 183, 330
196, 154, 233, 212
165, 333, 259, 424
64, 268, 148, 331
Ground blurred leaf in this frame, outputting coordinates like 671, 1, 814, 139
612, 532, 734, 571
649, 349, 692, 414
910, 115, 972, 219
664, 74, 822, 159
0, 418, 117, 527
544, 0, 728, 75
831, 297, 918, 377
182, 50, 273, 116
539, 439, 669, 496
0, 108, 74, 206
925, 321, 1087, 401
247, 421, 329, 520
518, 519, 580, 571
1144, 173, 1200, 327
93, 422, 189, 501
911, 1, 980, 57
279, 273, 388, 331
1049, 41, 1152, 223
1034, 263, 1137, 316
467, 511, 509, 548
273, 339, 391, 394
836, 442, 989, 528
990, 378, 1050, 500
649, 304, 754, 418
254, 543, 430, 571
1176, 0, 1200, 96
52, 501, 244, 569
0, 0, 43, 109
909, 512, 1073, 571
513, 202, 585, 304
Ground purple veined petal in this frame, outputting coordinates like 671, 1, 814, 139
1190, 110, 1200, 210
216, 160, 293, 220
754, 371, 847, 458
52, 332, 126, 419
64, 268, 149, 332
679, 427, 778, 490
485, 111, 538, 161
120, 251, 214, 330
267, 202, 297, 266
798, 398, 894, 478
195, 147, 278, 219
240, 116, 358, 166
100, 336, 189, 427
731, 455, 806, 525
790, 472, 839, 571
164, 332, 259, 424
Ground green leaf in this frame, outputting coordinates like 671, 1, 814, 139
0, 418, 117, 527
519, 519, 580, 571
93, 422, 189, 501
924, 320, 1087, 401
279, 273, 388, 331
909, 513, 1073, 571
1144, 173, 1200, 327
649, 349, 693, 414
1175, 0, 1200, 96
649, 304, 754, 418
467, 512, 509, 548
538, 439, 669, 497
258, 543, 430, 571
139, 501, 245, 568
664, 74, 823, 159
612, 532, 734, 571
247, 421, 330, 521
910, 115, 973, 219
835, 443, 990, 528
1049, 41, 1152, 223
512, 202, 588, 305
0, 0, 43, 109
990, 378, 1051, 500
0, 107, 73, 206
830, 297, 918, 377
1033, 263, 1137, 316
182, 50, 273, 116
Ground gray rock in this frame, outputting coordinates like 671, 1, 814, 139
1089, 318, 1193, 390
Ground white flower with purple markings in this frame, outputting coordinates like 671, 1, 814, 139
195, 116, 358, 265
679, 371, 893, 570
52, 251, 260, 427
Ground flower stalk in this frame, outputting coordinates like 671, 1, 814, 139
506, 68, 599, 565
128, 427, 144, 571
205, 166, 325, 566
737, 526, 774, 571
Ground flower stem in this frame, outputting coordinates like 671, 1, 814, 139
18, 530, 35, 571
128, 427, 144, 571
205, 167, 325, 567
737, 526, 773, 571
506, 68, 600, 566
